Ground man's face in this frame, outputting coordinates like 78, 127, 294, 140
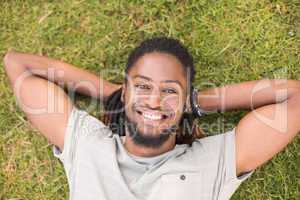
122, 52, 188, 148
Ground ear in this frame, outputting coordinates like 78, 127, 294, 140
184, 93, 192, 112
121, 84, 125, 103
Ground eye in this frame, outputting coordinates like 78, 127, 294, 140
162, 88, 178, 94
134, 83, 151, 90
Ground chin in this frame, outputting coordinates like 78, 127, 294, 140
139, 124, 174, 136
125, 114, 176, 148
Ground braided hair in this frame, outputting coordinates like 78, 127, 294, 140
102, 37, 205, 145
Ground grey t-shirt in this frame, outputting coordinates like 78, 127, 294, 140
53, 106, 252, 200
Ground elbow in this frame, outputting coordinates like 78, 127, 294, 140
289, 80, 300, 91
286, 80, 300, 99
3, 51, 10, 68
3, 50, 15, 69
291, 90, 300, 100
3, 50, 21, 72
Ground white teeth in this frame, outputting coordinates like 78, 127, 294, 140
142, 113, 162, 120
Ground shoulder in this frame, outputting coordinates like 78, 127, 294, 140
68, 106, 112, 138
191, 129, 235, 150
182, 128, 237, 165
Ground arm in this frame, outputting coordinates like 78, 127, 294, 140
3, 51, 120, 151
197, 79, 300, 175
4, 51, 121, 101
197, 79, 300, 112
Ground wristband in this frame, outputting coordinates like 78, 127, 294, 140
190, 88, 206, 117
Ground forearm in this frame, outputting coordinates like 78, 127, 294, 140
197, 79, 300, 112
4, 51, 120, 100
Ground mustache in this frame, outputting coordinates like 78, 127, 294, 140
124, 114, 178, 149
132, 103, 173, 115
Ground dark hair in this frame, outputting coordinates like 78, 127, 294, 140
125, 37, 195, 84
103, 37, 204, 145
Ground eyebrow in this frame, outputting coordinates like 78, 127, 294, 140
132, 75, 183, 88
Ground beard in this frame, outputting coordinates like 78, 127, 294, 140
124, 113, 178, 149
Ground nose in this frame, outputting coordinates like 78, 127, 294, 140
145, 88, 161, 109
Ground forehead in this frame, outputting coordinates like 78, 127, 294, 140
127, 52, 187, 88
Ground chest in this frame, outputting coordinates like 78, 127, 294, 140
69, 137, 221, 200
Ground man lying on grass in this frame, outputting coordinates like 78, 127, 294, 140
3, 37, 300, 200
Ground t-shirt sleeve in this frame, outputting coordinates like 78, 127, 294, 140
219, 128, 253, 199
52, 106, 107, 167
190, 128, 253, 199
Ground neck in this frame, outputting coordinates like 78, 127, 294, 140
123, 135, 176, 157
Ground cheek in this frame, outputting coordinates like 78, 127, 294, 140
161, 95, 185, 115
126, 87, 147, 104
162, 97, 178, 110
162, 95, 184, 108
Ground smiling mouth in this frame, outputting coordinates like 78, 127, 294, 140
136, 110, 169, 121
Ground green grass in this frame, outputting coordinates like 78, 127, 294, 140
0, 0, 299, 199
